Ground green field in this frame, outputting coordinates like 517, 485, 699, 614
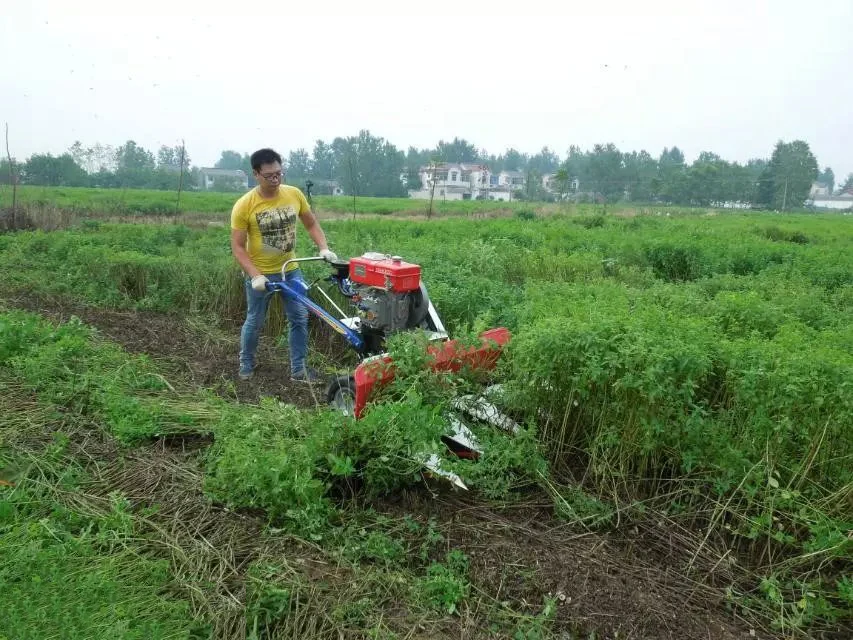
2, 184, 556, 218
1, 210, 851, 638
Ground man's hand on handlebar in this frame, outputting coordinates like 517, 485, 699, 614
251, 275, 269, 292
320, 248, 338, 262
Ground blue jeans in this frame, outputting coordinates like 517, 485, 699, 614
239, 269, 309, 375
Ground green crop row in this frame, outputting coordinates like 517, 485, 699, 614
1, 212, 849, 323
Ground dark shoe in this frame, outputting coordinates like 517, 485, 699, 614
291, 367, 323, 383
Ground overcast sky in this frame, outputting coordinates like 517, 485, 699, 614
2, 0, 851, 178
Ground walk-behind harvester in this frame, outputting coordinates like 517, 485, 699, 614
264, 252, 520, 488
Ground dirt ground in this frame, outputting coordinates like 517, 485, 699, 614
4, 295, 785, 639
6, 294, 346, 409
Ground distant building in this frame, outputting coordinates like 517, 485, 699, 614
496, 170, 525, 190
809, 182, 831, 198
541, 173, 580, 198
198, 168, 248, 191
809, 194, 853, 210
408, 163, 522, 201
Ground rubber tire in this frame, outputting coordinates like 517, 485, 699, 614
326, 375, 356, 417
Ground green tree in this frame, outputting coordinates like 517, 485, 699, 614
404, 146, 430, 191
561, 146, 586, 184
528, 146, 560, 174
67, 141, 94, 173
215, 150, 249, 171
755, 164, 775, 208
553, 167, 571, 200
91, 143, 116, 172
286, 148, 311, 180
654, 146, 687, 202
405, 146, 430, 173
311, 140, 335, 181
433, 138, 479, 163
817, 167, 835, 193
406, 165, 423, 191
746, 158, 768, 177
331, 130, 407, 198
762, 140, 818, 210
622, 150, 657, 201
520, 168, 546, 201
156, 144, 190, 171
840, 173, 853, 194
0, 158, 19, 185
23, 154, 88, 187
157, 145, 177, 167
587, 143, 623, 201
685, 152, 729, 206
740, 158, 768, 205
724, 162, 756, 205
115, 140, 155, 171
501, 148, 526, 172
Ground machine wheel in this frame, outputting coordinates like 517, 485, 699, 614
326, 375, 356, 417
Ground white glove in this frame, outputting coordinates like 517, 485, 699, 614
320, 248, 338, 262
251, 275, 269, 292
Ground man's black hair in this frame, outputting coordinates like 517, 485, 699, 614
250, 148, 283, 172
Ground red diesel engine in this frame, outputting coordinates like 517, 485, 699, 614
348, 253, 421, 292
348, 253, 424, 334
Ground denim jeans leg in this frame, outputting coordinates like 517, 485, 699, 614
239, 277, 271, 372
282, 269, 309, 374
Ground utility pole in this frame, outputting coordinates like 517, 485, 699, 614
781, 176, 788, 211
175, 139, 186, 218
5, 123, 16, 228
427, 161, 437, 220
347, 152, 357, 221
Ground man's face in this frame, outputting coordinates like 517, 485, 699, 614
255, 162, 283, 187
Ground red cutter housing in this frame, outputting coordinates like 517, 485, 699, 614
349, 255, 422, 292
352, 327, 511, 418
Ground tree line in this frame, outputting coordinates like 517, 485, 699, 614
2, 132, 849, 209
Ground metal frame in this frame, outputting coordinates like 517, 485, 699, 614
265, 257, 365, 352
268, 256, 450, 358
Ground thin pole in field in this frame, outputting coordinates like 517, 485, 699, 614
175, 139, 186, 218
5, 123, 16, 227
427, 161, 437, 220
347, 153, 357, 221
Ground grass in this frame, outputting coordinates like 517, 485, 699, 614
0, 490, 200, 640
0, 375, 200, 640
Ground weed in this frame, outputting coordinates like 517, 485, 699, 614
414, 550, 471, 614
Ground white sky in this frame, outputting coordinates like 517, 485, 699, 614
2, 0, 851, 178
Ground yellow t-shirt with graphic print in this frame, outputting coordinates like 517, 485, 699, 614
230, 185, 311, 274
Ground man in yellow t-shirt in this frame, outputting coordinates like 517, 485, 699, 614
230, 148, 338, 382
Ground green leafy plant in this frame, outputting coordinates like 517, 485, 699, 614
414, 550, 471, 614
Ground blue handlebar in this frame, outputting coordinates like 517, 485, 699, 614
266, 279, 365, 352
